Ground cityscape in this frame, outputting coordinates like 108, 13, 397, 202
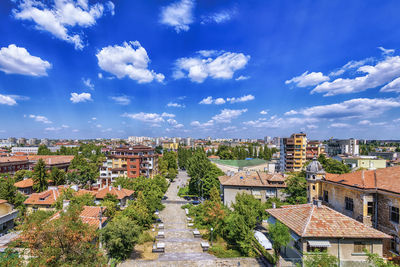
1, 0, 400, 267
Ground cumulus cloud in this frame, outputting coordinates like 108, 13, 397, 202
243, 116, 317, 129
96, 41, 164, 83
330, 123, 351, 128
12, 0, 114, 49
285, 71, 329, 87
70, 92, 92, 103
111, 95, 130, 105
174, 50, 250, 83
199, 94, 254, 105
235, 75, 250, 81
29, 114, 52, 124
0, 44, 51, 76
284, 97, 400, 119
161, 112, 175, 118
260, 110, 268, 115
0, 94, 18, 106
201, 9, 236, 24
212, 108, 247, 123
160, 0, 194, 33
190, 120, 214, 127
329, 57, 374, 77
358, 120, 387, 126
312, 56, 400, 96
380, 77, 400, 93
122, 112, 175, 125
167, 102, 185, 108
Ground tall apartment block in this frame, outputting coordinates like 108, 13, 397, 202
98, 145, 158, 187
279, 133, 307, 172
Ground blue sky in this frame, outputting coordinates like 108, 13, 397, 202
1, 0, 400, 140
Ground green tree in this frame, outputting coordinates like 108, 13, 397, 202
224, 212, 254, 256
269, 221, 291, 267
285, 172, 307, 204
49, 167, 66, 186
303, 251, 339, 267
121, 192, 153, 229
232, 193, 264, 229
37, 145, 52, 155
101, 215, 141, 262
13, 170, 32, 182
365, 250, 399, 267
32, 159, 48, 192
318, 154, 350, 174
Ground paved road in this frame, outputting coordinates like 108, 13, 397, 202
120, 170, 265, 267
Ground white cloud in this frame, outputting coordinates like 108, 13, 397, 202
226, 94, 255, 103
70, 92, 92, 103
72, 129, 79, 132
260, 110, 268, 115
285, 71, 329, 87
201, 9, 236, 24
330, 123, 351, 128
98, 73, 103, 79
212, 108, 247, 123
199, 94, 254, 105
173, 123, 184, 129
380, 77, 400, 93
243, 116, 317, 129
167, 102, 185, 108
82, 78, 94, 90
96, 124, 102, 128
222, 126, 237, 131
122, 112, 175, 124
358, 120, 386, 126
190, 120, 214, 127
160, 0, 194, 33
378, 46, 395, 55
0, 44, 51, 76
92, 117, 97, 120
12, 0, 114, 49
284, 98, 400, 119
44, 127, 61, 131
111, 95, 130, 105
329, 57, 374, 77
161, 112, 175, 118
174, 50, 250, 83
61, 124, 69, 128
214, 98, 226, 105
307, 124, 318, 129
0, 94, 17, 106
235, 75, 250, 81
101, 128, 112, 132
312, 56, 400, 96
96, 41, 164, 83
29, 114, 52, 124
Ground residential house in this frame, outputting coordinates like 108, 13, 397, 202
266, 201, 390, 266
24, 187, 61, 213
51, 205, 108, 229
0, 157, 29, 174
279, 133, 307, 172
306, 161, 400, 256
335, 155, 387, 170
0, 200, 19, 234
219, 171, 287, 207
14, 178, 34, 195
94, 186, 134, 207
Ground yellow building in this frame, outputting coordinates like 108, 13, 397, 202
280, 133, 307, 172
162, 142, 179, 151
306, 161, 400, 257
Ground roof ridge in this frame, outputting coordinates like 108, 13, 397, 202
257, 171, 265, 185
301, 204, 314, 237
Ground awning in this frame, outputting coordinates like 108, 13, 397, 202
307, 240, 331, 247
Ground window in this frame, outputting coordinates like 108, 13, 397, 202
323, 191, 329, 203
345, 197, 354, 212
390, 206, 399, 223
307, 245, 327, 253
391, 235, 399, 253
354, 242, 369, 253
312, 185, 316, 190
367, 202, 374, 216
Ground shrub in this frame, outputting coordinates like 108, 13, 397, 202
208, 244, 242, 258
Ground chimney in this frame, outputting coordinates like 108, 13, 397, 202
63, 200, 70, 212
272, 202, 276, 209
313, 199, 322, 208
118, 185, 121, 191
109, 186, 112, 191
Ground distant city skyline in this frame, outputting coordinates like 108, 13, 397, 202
1, 1, 400, 139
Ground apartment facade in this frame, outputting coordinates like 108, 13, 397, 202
306, 163, 400, 257
280, 133, 307, 172
99, 145, 158, 187
326, 138, 359, 156
306, 140, 325, 160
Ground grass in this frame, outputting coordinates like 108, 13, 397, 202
210, 158, 267, 168
178, 185, 189, 196
209, 244, 242, 258
137, 231, 154, 245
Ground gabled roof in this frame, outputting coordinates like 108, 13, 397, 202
24, 188, 61, 206
325, 166, 400, 194
14, 178, 34, 188
219, 171, 286, 188
51, 206, 107, 228
95, 186, 134, 200
13, 155, 74, 165
266, 204, 390, 239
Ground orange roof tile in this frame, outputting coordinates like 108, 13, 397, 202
219, 171, 286, 188
266, 204, 391, 239
24, 188, 61, 206
14, 178, 34, 188
51, 206, 107, 228
0, 199, 8, 204
95, 186, 134, 200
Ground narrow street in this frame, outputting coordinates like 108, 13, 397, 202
120, 170, 264, 267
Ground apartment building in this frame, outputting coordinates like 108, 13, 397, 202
326, 138, 359, 156
280, 133, 307, 172
306, 140, 325, 160
0, 157, 29, 174
98, 145, 158, 187
306, 160, 400, 256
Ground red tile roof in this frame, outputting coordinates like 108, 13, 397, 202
325, 166, 400, 194
13, 155, 74, 165
266, 204, 391, 239
51, 206, 107, 228
95, 186, 134, 200
24, 188, 61, 206
14, 178, 34, 188
219, 171, 286, 188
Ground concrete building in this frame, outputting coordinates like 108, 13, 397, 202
28, 138, 38, 146
219, 171, 287, 207
17, 138, 26, 145
369, 151, 398, 161
280, 133, 307, 172
306, 140, 325, 160
0, 200, 19, 234
340, 156, 387, 170
0, 157, 29, 174
326, 139, 359, 156
266, 202, 390, 266
306, 164, 400, 257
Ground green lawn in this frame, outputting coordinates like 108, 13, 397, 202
210, 158, 267, 168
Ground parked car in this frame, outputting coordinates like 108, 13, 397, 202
191, 200, 200, 205
162, 196, 168, 200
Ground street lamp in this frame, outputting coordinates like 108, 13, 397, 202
210, 227, 214, 246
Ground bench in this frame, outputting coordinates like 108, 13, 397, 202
201, 241, 210, 252
186, 217, 192, 221
152, 242, 165, 253
187, 223, 194, 227
193, 230, 201, 238
185, 208, 189, 215
156, 231, 165, 239
158, 223, 164, 229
